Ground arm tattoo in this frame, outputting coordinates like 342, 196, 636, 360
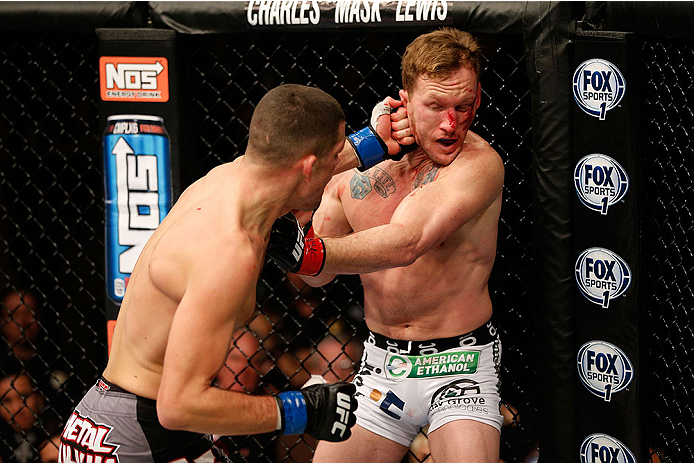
413, 165, 440, 189
350, 167, 396, 200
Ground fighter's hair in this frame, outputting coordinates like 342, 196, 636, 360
401, 28, 483, 93
247, 84, 345, 165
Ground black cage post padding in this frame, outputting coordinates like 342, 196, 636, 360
572, 32, 645, 459
97, 28, 182, 328
522, 3, 576, 461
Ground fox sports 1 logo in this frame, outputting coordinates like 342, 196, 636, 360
580, 433, 637, 463
575, 154, 629, 215
573, 59, 626, 120
575, 248, 631, 308
577, 341, 634, 402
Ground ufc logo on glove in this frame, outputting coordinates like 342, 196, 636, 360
331, 392, 353, 437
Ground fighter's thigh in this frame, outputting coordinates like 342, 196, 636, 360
313, 424, 409, 463
427, 419, 500, 463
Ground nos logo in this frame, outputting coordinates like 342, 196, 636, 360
574, 154, 629, 215
573, 59, 626, 120
580, 433, 637, 463
577, 341, 633, 402
575, 248, 631, 308
99, 56, 169, 102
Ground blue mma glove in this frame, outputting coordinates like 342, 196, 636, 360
348, 99, 417, 171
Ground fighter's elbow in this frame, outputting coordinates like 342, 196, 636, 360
393, 235, 426, 267
157, 391, 190, 431
383, 225, 424, 267
397, 244, 422, 267
302, 273, 337, 287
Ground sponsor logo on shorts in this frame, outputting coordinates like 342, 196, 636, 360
99, 56, 169, 102
96, 380, 110, 392
577, 341, 633, 402
580, 433, 637, 463
574, 154, 629, 215
378, 390, 405, 420
575, 247, 631, 308
429, 379, 489, 415
60, 411, 120, 462
573, 58, 625, 120
384, 350, 479, 380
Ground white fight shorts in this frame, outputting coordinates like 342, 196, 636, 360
353, 320, 503, 446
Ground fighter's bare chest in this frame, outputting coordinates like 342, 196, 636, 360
342, 164, 440, 230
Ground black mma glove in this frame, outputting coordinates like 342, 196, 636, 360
276, 381, 358, 442
348, 99, 418, 172
266, 212, 325, 276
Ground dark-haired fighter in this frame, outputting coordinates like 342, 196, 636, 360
60, 84, 403, 462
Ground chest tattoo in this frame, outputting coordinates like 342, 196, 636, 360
350, 167, 397, 200
413, 165, 440, 189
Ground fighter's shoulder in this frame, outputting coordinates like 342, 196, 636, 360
325, 168, 357, 196
464, 131, 499, 155
194, 222, 258, 267
458, 132, 503, 171
442, 133, 503, 193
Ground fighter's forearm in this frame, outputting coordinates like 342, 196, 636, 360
334, 141, 360, 175
297, 271, 338, 288
158, 385, 279, 435
321, 223, 421, 274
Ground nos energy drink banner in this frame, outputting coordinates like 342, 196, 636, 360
98, 29, 181, 355
103, 116, 172, 301
572, 32, 645, 461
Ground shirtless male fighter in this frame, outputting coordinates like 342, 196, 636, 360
268, 29, 505, 463
59, 84, 403, 462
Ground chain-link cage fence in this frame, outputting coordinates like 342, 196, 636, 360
0, 31, 104, 460
0, 28, 537, 461
642, 38, 694, 463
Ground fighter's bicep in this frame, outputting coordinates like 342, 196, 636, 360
389, 183, 465, 249
162, 254, 255, 389
312, 175, 353, 238
390, 166, 501, 249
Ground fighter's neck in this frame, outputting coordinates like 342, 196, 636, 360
229, 156, 296, 236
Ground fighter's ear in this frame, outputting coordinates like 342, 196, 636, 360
475, 82, 482, 110
298, 154, 317, 182
399, 89, 408, 105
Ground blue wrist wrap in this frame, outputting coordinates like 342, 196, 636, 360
278, 391, 307, 435
347, 126, 387, 171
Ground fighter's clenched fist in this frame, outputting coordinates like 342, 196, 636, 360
266, 212, 326, 276
277, 381, 358, 442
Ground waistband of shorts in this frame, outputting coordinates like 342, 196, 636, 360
96, 377, 157, 406
366, 319, 498, 355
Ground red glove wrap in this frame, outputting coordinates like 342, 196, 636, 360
295, 238, 325, 276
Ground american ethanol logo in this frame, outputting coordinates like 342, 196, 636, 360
385, 351, 479, 380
